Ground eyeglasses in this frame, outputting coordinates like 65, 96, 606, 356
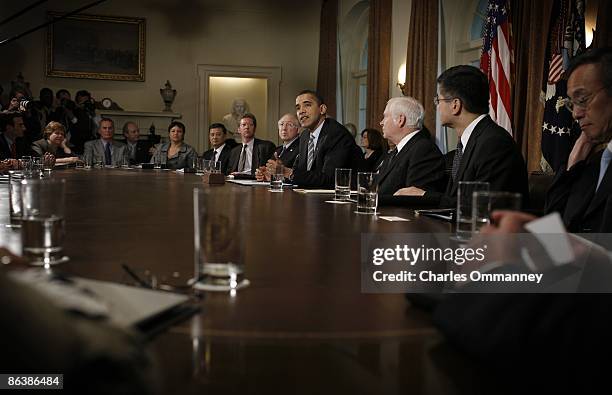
433, 96, 456, 106
564, 86, 609, 112
278, 122, 297, 128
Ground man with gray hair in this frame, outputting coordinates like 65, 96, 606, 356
376, 96, 446, 200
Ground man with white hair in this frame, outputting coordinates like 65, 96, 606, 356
376, 97, 446, 198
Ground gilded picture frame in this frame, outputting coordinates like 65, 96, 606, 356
46, 13, 146, 81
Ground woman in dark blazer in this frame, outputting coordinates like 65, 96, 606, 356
31, 121, 80, 165
360, 128, 387, 172
150, 121, 198, 169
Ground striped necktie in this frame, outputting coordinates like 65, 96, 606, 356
451, 141, 463, 181
307, 134, 315, 171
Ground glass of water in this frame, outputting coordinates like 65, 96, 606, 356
356, 172, 378, 214
269, 163, 284, 192
472, 191, 522, 233
20, 178, 68, 266
335, 168, 352, 201
193, 187, 248, 291
8, 171, 23, 227
455, 181, 489, 241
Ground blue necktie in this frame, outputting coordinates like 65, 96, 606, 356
596, 149, 612, 192
104, 142, 112, 165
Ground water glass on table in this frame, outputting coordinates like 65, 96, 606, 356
8, 171, 23, 227
193, 188, 247, 291
20, 178, 68, 266
335, 168, 352, 201
455, 181, 489, 241
356, 172, 378, 214
269, 163, 284, 193
472, 191, 522, 233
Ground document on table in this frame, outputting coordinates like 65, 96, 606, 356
227, 179, 270, 186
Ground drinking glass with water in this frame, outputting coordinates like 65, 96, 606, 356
335, 168, 352, 201
356, 172, 378, 214
20, 178, 68, 266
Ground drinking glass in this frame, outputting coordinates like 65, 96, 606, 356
20, 178, 68, 266
193, 188, 248, 291
472, 191, 522, 233
335, 168, 352, 201
356, 172, 378, 214
455, 181, 489, 241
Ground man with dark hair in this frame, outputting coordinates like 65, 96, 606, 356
228, 113, 275, 176
66, 90, 97, 154
83, 118, 128, 166
264, 90, 363, 188
395, 65, 529, 207
545, 47, 612, 232
122, 122, 151, 165
202, 123, 236, 174
0, 112, 27, 161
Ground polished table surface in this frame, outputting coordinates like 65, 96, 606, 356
1, 169, 492, 394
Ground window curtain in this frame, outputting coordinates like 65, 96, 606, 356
593, 0, 611, 48
403, 0, 438, 136
317, 0, 338, 118
366, 0, 392, 129
511, 0, 554, 171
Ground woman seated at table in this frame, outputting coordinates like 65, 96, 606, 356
31, 121, 81, 165
150, 121, 197, 169
360, 128, 387, 172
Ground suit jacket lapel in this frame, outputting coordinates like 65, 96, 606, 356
585, 153, 612, 217
251, 139, 259, 174
455, 117, 488, 184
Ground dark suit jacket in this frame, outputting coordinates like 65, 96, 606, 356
363, 149, 383, 172
291, 118, 365, 188
228, 138, 276, 175
202, 143, 233, 175
31, 139, 74, 158
122, 140, 152, 165
0, 133, 26, 160
274, 138, 300, 168
425, 116, 529, 208
375, 129, 447, 198
545, 149, 612, 232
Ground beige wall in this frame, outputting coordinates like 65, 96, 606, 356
0, 0, 320, 151
208, 77, 268, 141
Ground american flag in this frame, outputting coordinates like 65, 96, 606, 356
540, 0, 585, 172
480, 0, 514, 135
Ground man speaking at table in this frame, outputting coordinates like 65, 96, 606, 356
262, 90, 363, 188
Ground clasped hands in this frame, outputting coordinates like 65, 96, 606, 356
255, 154, 292, 182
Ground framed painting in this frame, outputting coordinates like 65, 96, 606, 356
46, 13, 145, 81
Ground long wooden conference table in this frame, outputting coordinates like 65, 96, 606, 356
1, 169, 495, 394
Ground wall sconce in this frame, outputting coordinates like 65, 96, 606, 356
586, 27, 595, 48
397, 63, 406, 95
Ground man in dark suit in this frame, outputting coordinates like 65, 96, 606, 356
545, 47, 612, 233
394, 65, 529, 208
261, 90, 362, 188
274, 113, 300, 168
0, 112, 27, 161
376, 96, 446, 200
228, 113, 275, 176
202, 123, 236, 175
122, 121, 152, 165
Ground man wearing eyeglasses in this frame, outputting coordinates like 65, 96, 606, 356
274, 113, 301, 168
545, 47, 612, 233
394, 65, 529, 208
